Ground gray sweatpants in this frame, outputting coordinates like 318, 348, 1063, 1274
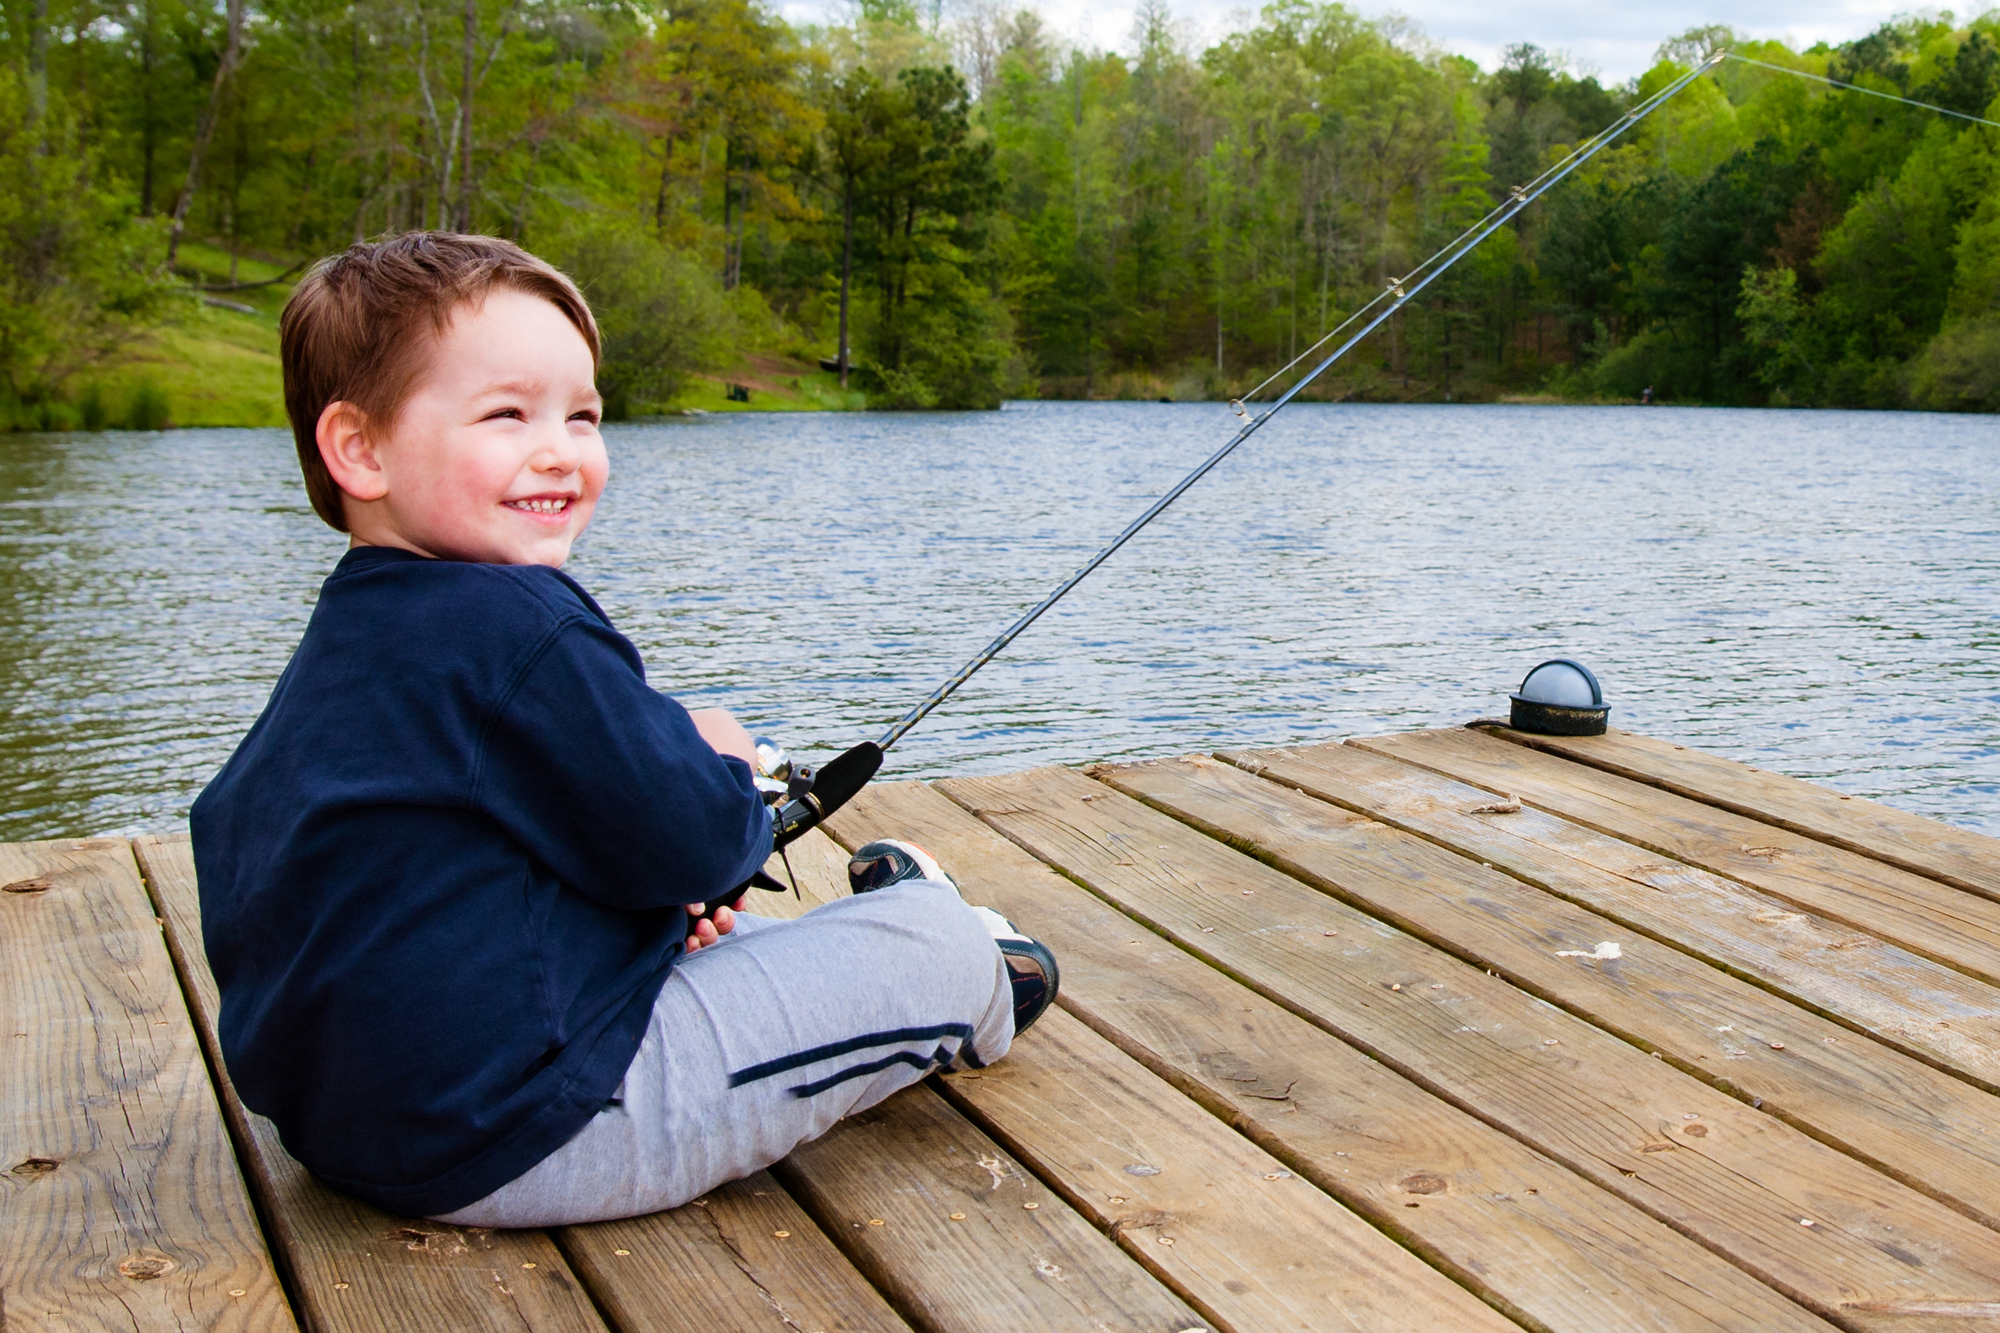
432, 879, 1014, 1228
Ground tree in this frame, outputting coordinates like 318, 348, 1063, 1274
0, 71, 177, 418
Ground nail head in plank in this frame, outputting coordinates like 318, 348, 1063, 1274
559, 1171, 913, 1333
833, 780, 1837, 1333
1135, 749, 2000, 1231
130, 834, 608, 1333
939, 1004, 1521, 1333
775, 1082, 1209, 1333
947, 766, 2000, 1330
0, 837, 295, 1332
1352, 729, 2000, 990
1480, 726, 2000, 902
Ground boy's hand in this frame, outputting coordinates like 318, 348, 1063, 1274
684, 899, 739, 952
688, 708, 757, 768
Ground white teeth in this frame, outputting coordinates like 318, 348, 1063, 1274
508, 498, 568, 514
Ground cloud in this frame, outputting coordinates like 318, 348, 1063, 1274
775, 0, 1915, 81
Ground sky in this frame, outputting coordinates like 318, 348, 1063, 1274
774, 0, 1934, 82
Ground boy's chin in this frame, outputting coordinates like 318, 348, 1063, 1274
445, 531, 577, 567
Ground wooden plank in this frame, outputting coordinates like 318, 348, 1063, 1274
1481, 726, 2000, 902
1350, 729, 2000, 990
132, 835, 610, 1333
831, 781, 1840, 1333
941, 767, 2000, 1333
1108, 751, 2000, 1236
1222, 741, 2000, 1093
2, 837, 295, 1333
941, 1006, 1521, 1333
560, 1171, 914, 1333
775, 1082, 1210, 1333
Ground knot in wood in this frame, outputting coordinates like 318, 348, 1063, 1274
11, 1156, 59, 1177
117, 1252, 177, 1281
1399, 1172, 1448, 1195
2, 876, 51, 894
1109, 1209, 1175, 1237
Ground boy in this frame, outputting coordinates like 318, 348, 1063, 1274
191, 231, 1058, 1227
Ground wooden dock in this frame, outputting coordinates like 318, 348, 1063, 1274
8, 723, 2000, 1332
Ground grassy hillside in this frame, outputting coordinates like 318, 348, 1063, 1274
669, 353, 867, 414
67, 252, 864, 428
72, 243, 290, 430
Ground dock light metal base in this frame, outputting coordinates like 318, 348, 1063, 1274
1509, 659, 1611, 736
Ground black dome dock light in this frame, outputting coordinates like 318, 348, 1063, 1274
1509, 659, 1610, 736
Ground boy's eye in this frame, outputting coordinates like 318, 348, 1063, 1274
569, 410, 601, 426
483, 407, 526, 422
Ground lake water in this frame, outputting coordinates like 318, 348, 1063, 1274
2, 402, 1995, 841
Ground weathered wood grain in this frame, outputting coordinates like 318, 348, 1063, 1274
944, 767, 2000, 1333
0, 836, 293, 1332
131, 835, 609, 1333
560, 1171, 914, 1333
1352, 729, 2000, 989
1224, 741, 2000, 1092
942, 1005, 1520, 1333
776, 1082, 1210, 1333
831, 781, 1840, 1333
1481, 726, 2000, 902
1110, 750, 2000, 1234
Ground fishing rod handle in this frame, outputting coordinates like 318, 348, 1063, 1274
694, 741, 886, 921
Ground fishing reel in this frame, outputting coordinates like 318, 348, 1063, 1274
752, 736, 814, 807
696, 737, 884, 921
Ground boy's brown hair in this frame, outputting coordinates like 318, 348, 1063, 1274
281, 232, 601, 532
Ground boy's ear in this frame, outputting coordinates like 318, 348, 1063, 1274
316, 401, 390, 504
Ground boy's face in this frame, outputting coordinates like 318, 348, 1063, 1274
325, 287, 607, 567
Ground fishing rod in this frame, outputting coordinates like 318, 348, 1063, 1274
706, 53, 1727, 909
718, 43, 1993, 909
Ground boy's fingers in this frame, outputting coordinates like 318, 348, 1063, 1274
712, 906, 736, 936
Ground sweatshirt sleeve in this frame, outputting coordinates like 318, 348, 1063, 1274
474, 615, 772, 911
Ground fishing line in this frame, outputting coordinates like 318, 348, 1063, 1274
1721, 52, 2000, 130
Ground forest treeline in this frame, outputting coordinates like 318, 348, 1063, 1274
7, 0, 2000, 421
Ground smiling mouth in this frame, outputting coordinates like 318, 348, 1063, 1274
505, 497, 572, 515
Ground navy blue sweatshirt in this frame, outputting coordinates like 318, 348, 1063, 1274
191, 545, 771, 1217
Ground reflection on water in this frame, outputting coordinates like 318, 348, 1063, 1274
0, 403, 1994, 841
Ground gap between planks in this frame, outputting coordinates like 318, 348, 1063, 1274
1352, 729, 2000, 992
1477, 725, 2000, 903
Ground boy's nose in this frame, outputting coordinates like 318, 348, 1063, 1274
531, 428, 582, 473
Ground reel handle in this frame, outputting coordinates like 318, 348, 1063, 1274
693, 741, 885, 924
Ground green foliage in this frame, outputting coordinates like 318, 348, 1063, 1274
0, 70, 180, 420
11, 0, 2000, 423
547, 218, 735, 418
127, 379, 172, 430
1907, 314, 2000, 408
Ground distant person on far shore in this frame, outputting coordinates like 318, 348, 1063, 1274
1641, 385, 1654, 404
189, 231, 1058, 1228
